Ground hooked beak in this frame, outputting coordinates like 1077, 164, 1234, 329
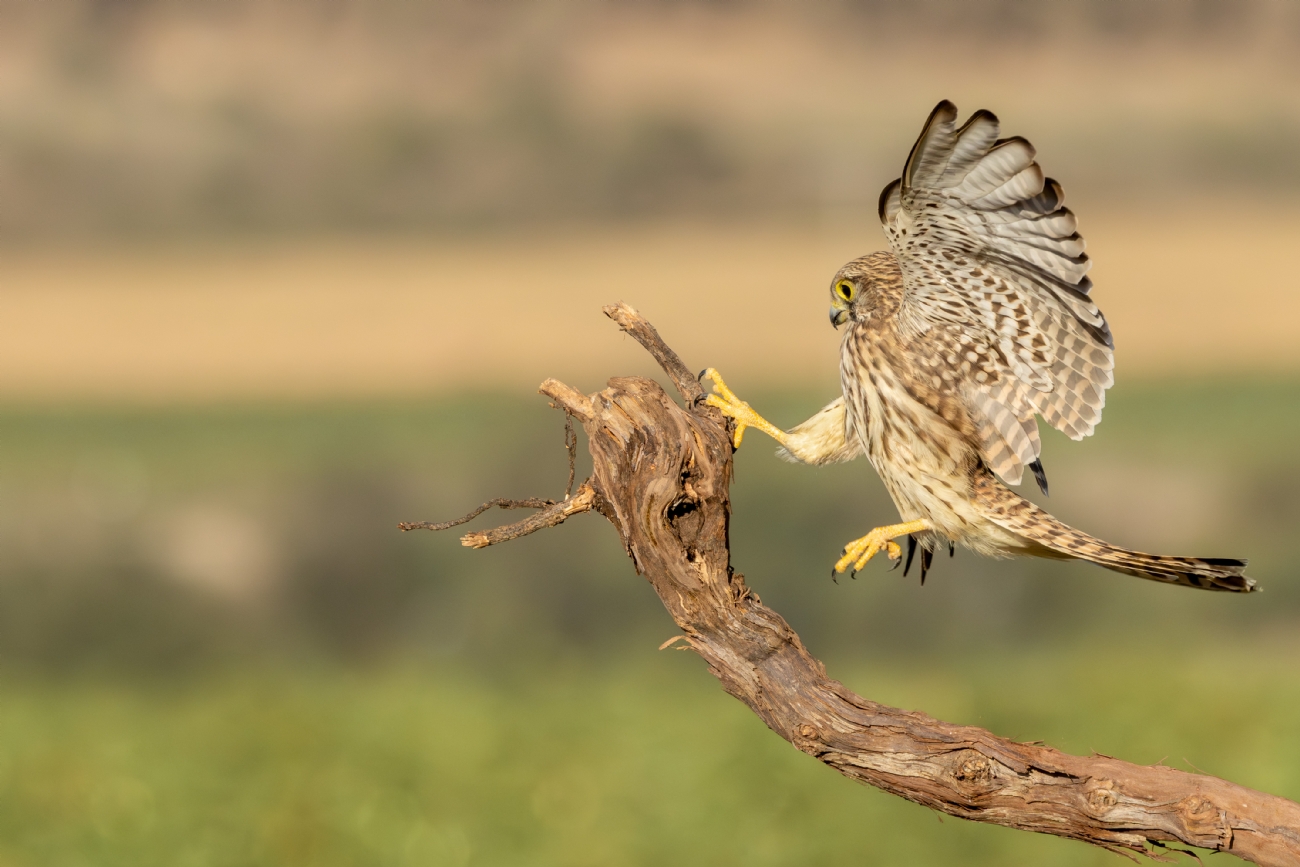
829, 307, 848, 328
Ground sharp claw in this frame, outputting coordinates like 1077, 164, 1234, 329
697, 369, 708, 381
830, 568, 839, 584
889, 557, 901, 572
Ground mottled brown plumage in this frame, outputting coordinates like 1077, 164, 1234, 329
705, 100, 1252, 592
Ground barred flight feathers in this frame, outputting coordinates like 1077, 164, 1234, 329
880, 100, 1115, 488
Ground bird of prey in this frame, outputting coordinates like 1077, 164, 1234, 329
703, 100, 1253, 592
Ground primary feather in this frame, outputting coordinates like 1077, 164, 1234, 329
880, 100, 1114, 486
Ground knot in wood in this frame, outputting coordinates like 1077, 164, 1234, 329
727, 573, 756, 605
954, 752, 994, 785
1178, 795, 1229, 844
1084, 780, 1118, 814
793, 722, 826, 757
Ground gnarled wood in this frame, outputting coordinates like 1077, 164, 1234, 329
415, 302, 1300, 865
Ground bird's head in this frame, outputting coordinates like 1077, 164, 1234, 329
828, 250, 901, 328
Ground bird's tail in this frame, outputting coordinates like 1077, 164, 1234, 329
975, 475, 1255, 593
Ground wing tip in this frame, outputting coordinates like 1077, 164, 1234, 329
1028, 458, 1049, 496
931, 99, 959, 120
991, 135, 1038, 161
957, 107, 1000, 133
1043, 177, 1066, 209
878, 178, 902, 223
1091, 315, 1115, 350
903, 101, 960, 190
1201, 557, 1248, 569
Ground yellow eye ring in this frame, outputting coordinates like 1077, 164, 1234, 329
835, 280, 855, 302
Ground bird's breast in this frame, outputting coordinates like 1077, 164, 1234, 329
841, 324, 985, 534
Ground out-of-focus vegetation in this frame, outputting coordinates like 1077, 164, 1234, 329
4, 645, 1299, 867
2, 0, 1300, 239
1, 381, 1296, 673
0, 382, 1295, 863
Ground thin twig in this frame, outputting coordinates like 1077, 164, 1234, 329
539, 379, 594, 421
458, 481, 595, 548
603, 302, 704, 405
398, 497, 555, 532
564, 413, 576, 500
405, 403, 585, 531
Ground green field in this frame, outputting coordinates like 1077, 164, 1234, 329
4, 645, 1299, 867
0, 378, 1296, 865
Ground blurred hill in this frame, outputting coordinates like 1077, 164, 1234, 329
1, 0, 1299, 238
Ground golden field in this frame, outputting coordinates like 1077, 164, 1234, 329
3, 205, 1299, 403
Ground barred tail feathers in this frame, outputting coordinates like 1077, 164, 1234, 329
974, 476, 1255, 593
1067, 541, 1252, 593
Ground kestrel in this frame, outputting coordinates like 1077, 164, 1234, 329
704, 100, 1253, 592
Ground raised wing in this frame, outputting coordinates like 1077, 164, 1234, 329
880, 100, 1114, 486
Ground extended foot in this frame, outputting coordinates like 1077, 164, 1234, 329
700, 368, 788, 449
834, 519, 933, 575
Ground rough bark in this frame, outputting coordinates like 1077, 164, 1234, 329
407, 302, 1300, 865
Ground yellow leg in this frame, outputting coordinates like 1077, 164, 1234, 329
700, 368, 788, 449
834, 519, 933, 575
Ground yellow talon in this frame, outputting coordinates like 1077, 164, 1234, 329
700, 368, 787, 450
834, 520, 933, 574
704, 394, 749, 448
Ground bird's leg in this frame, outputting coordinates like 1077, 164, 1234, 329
835, 519, 933, 575
700, 368, 788, 450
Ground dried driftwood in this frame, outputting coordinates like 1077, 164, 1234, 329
403, 303, 1300, 865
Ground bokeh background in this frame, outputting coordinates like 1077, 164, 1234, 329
2, 1, 1299, 864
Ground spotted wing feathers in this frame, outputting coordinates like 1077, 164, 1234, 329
881, 100, 1115, 488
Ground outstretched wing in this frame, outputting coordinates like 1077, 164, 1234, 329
879, 100, 1114, 486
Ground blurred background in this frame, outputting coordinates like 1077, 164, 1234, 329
1, 1, 1299, 864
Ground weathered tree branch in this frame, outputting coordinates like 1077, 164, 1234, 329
413, 302, 1300, 865
399, 483, 596, 549
398, 497, 556, 532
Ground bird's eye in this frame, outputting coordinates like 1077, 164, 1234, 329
835, 280, 855, 301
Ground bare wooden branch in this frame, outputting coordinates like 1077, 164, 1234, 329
602, 302, 705, 405
563, 414, 577, 500
403, 482, 597, 548
401, 399, 594, 546
417, 308, 1300, 865
539, 378, 594, 421
398, 497, 556, 533
457, 481, 595, 548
